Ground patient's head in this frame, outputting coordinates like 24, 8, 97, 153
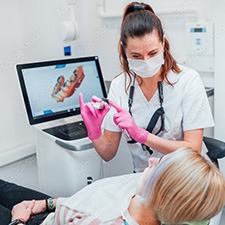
139, 148, 225, 224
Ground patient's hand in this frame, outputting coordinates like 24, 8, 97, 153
11, 200, 35, 222
31, 200, 47, 214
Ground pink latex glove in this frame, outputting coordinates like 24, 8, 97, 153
79, 93, 110, 140
110, 101, 148, 144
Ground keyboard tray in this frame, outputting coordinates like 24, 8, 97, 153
43, 120, 87, 141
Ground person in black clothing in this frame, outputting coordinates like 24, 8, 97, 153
0, 179, 51, 225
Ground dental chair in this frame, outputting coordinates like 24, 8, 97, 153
204, 136, 225, 225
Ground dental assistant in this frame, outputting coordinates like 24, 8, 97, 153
79, 2, 214, 172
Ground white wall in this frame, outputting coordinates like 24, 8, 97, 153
0, 1, 34, 158
0, 0, 223, 188
0, 155, 39, 190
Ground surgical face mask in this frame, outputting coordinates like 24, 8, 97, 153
127, 52, 164, 78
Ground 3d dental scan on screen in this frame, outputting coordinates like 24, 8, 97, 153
51, 65, 85, 103
16, 56, 107, 140
16, 56, 107, 124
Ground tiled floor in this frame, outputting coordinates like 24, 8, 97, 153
219, 207, 225, 225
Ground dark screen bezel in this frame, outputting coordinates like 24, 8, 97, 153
16, 56, 107, 125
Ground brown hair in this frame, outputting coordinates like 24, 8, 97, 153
118, 2, 181, 90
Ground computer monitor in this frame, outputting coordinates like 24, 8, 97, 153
16, 56, 107, 125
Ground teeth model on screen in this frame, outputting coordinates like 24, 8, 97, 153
51, 66, 85, 102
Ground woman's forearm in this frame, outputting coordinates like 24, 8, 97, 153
145, 129, 203, 154
92, 130, 122, 161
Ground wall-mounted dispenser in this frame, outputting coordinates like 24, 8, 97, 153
184, 21, 214, 72
60, 20, 79, 42
185, 22, 214, 56
59, 1, 79, 42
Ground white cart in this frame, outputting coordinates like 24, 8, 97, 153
35, 116, 103, 197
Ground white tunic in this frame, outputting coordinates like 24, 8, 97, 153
103, 65, 214, 172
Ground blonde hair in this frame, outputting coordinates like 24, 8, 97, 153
143, 148, 225, 223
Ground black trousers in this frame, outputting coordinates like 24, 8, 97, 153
0, 179, 51, 225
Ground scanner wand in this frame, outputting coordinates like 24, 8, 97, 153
92, 98, 110, 110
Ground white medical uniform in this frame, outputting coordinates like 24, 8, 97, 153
103, 65, 214, 172
42, 173, 140, 225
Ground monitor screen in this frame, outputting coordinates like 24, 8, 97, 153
16, 56, 107, 125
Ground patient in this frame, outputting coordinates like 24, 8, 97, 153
8, 148, 225, 225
